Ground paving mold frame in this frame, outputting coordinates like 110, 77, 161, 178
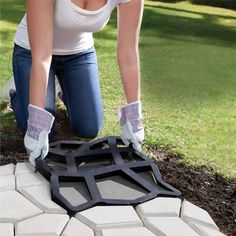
36, 136, 181, 216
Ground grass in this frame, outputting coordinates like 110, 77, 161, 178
0, 0, 236, 177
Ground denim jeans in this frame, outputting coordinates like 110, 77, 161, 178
11, 43, 103, 138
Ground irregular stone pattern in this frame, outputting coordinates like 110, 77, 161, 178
19, 184, 67, 214
136, 197, 181, 217
142, 216, 199, 236
61, 217, 94, 236
76, 205, 143, 231
180, 200, 219, 230
0, 163, 226, 236
16, 214, 69, 236
16, 172, 49, 190
0, 190, 42, 223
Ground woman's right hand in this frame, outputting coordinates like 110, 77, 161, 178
24, 104, 54, 167
25, 0, 55, 167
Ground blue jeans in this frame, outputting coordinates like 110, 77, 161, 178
11, 43, 103, 138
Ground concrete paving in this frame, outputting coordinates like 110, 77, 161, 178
136, 197, 181, 217
189, 223, 226, 236
99, 227, 155, 236
16, 172, 49, 190
61, 217, 94, 236
0, 163, 226, 236
0, 175, 15, 192
0, 223, 14, 236
15, 214, 69, 236
19, 184, 67, 214
75, 206, 143, 230
142, 216, 200, 236
0, 164, 15, 176
0, 190, 42, 223
15, 163, 35, 176
180, 200, 219, 230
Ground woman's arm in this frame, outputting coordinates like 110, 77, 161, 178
117, 0, 144, 103
26, 0, 54, 108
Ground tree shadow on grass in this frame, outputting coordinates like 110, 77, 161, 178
142, 7, 236, 49
147, 4, 236, 20
145, 7, 235, 47
95, 5, 236, 48
0, 0, 25, 25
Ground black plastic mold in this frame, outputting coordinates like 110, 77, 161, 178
35, 136, 181, 216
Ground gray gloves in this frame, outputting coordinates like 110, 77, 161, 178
117, 101, 144, 150
24, 104, 54, 166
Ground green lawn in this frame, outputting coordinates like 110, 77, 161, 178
0, 0, 236, 177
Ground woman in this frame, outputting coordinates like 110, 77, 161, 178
11, 0, 144, 166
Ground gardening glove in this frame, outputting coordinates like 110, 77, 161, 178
117, 101, 144, 151
24, 104, 55, 167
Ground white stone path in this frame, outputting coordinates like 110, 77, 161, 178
0, 163, 226, 236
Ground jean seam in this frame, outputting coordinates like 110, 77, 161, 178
12, 54, 26, 132
56, 74, 74, 132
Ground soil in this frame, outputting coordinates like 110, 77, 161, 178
0, 109, 235, 235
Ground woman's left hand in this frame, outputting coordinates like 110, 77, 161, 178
117, 101, 144, 150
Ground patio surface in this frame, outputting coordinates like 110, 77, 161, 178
0, 163, 226, 236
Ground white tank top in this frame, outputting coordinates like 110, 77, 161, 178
14, 0, 132, 55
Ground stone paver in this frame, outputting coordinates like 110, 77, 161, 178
0, 223, 14, 236
76, 206, 143, 231
59, 183, 91, 206
16, 214, 69, 236
143, 216, 200, 236
136, 197, 181, 217
16, 172, 49, 190
96, 175, 147, 200
189, 223, 226, 236
0, 175, 15, 192
0, 190, 42, 223
100, 227, 155, 236
19, 184, 67, 214
0, 164, 15, 176
61, 217, 94, 236
15, 163, 34, 176
181, 200, 219, 230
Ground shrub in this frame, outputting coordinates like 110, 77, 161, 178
148, 0, 236, 10
190, 0, 236, 10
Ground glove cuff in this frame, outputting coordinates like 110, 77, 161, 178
121, 101, 142, 121
118, 100, 141, 110
27, 104, 55, 139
